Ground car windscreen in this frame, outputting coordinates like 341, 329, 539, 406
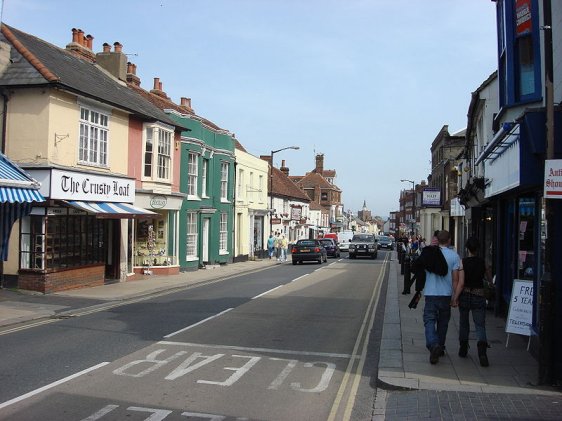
319, 240, 333, 246
296, 240, 316, 246
352, 235, 374, 242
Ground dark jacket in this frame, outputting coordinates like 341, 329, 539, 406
412, 246, 448, 292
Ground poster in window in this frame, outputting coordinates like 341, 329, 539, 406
515, 0, 532, 36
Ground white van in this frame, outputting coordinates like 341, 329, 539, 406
337, 230, 354, 251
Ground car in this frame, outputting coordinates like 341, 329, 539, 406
377, 235, 394, 250
348, 234, 378, 259
318, 238, 341, 258
291, 239, 328, 265
338, 239, 351, 252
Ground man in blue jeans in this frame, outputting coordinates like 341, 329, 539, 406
422, 230, 462, 364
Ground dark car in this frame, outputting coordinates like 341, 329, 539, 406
319, 238, 341, 258
291, 239, 328, 265
377, 235, 394, 250
349, 234, 378, 259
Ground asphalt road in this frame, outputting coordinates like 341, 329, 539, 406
0, 253, 389, 420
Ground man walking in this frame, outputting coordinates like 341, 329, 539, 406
422, 230, 462, 364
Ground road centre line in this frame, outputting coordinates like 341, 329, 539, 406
251, 285, 284, 300
158, 340, 357, 359
328, 253, 389, 421
0, 362, 110, 410
163, 308, 234, 338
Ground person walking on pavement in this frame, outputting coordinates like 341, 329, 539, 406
275, 232, 282, 261
280, 234, 288, 262
267, 234, 275, 259
423, 230, 463, 364
455, 237, 490, 367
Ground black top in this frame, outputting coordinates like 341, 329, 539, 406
462, 256, 486, 288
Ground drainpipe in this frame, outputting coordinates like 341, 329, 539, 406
0, 91, 7, 288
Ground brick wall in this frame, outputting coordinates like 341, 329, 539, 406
18, 265, 105, 294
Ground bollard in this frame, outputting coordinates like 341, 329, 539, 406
402, 254, 411, 294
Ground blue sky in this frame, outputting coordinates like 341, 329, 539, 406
1, 0, 498, 218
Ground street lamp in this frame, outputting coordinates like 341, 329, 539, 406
401, 179, 416, 236
269, 146, 300, 235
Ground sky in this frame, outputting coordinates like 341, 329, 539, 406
1, 0, 498, 218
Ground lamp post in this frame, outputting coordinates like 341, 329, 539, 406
401, 179, 416, 236
269, 146, 300, 235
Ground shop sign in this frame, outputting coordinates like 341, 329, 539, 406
290, 205, 302, 221
47, 207, 65, 216
515, 0, 532, 36
150, 195, 168, 209
422, 188, 441, 207
505, 279, 533, 336
50, 169, 135, 202
544, 159, 562, 199
270, 218, 282, 224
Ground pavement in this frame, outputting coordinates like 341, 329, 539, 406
1, 252, 561, 419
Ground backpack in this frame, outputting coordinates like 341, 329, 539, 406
412, 246, 448, 292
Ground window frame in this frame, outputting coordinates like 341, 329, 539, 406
142, 123, 174, 183
220, 162, 230, 202
219, 212, 228, 253
78, 105, 109, 167
185, 211, 198, 259
201, 159, 209, 198
187, 152, 199, 198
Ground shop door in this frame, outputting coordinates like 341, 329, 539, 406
105, 219, 120, 281
202, 218, 210, 263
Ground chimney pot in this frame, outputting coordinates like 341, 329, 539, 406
180, 97, 192, 108
103, 42, 111, 53
127, 62, 133, 73
159, 81, 163, 91
85, 34, 93, 50
113, 42, 122, 53
72, 28, 79, 43
77, 29, 85, 45
153, 77, 160, 90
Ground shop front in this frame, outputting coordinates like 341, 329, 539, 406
19, 168, 155, 293
132, 193, 184, 276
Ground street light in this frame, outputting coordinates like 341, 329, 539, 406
401, 179, 416, 236
269, 146, 300, 235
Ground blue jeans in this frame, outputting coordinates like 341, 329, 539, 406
458, 293, 487, 342
423, 296, 451, 350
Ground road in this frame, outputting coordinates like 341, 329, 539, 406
0, 252, 390, 420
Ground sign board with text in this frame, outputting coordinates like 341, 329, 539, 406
544, 159, 562, 199
505, 279, 533, 336
422, 188, 441, 207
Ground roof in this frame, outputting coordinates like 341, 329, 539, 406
295, 171, 341, 192
0, 152, 44, 203
0, 24, 186, 130
234, 140, 247, 152
271, 167, 310, 202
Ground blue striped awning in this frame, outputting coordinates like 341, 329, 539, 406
0, 186, 45, 203
64, 201, 157, 218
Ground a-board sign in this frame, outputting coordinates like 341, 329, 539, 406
505, 279, 533, 336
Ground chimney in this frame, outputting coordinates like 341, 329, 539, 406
315, 153, 324, 174
280, 159, 289, 176
66, 27, 96, 62
179, 97, 193, 114
126, 61, 141, 86
95, 40, 127, 81
150, 77, 169, 99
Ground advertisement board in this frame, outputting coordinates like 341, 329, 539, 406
422, 188, 441, 207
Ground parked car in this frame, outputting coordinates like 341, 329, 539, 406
339, 238, 352, 252
377, 235, 394, 250
349, 234, 378, 259
319, 238, 341, 258
291, 239, 328, 265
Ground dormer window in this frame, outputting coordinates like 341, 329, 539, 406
143, 123, 173, 182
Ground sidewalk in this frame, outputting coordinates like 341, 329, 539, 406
0, 258, 281, 328
377, 251, 560, 396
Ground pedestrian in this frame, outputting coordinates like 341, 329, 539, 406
267, 234, 275, 259
430, 230, 439, 246
422, 230, 462, 364
275, 232, 282, 261
280, 234, 288, 261
455, 237, 490, 367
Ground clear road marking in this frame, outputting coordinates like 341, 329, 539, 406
158, 340, 357, 359
0, 362, 110, 410
163, 308, 234, 338
251, 285, 283, 300
291, 274, 309, 283
328, 253, 389, 421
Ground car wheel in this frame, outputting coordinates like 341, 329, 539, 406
323, 255, 327, 263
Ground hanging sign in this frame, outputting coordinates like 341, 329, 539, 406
544, 160, 562, 199
505, 279, 533, 336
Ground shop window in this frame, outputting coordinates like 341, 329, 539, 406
135, 215, 173, 266
518, 197, 535, 280
20, 213, 105, 270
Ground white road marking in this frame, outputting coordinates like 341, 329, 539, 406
0, 362, 110, 410
291, 274, 309, 282
163, 308, 233, 338
158, 340, 357, 359
251, 285, 283, 300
